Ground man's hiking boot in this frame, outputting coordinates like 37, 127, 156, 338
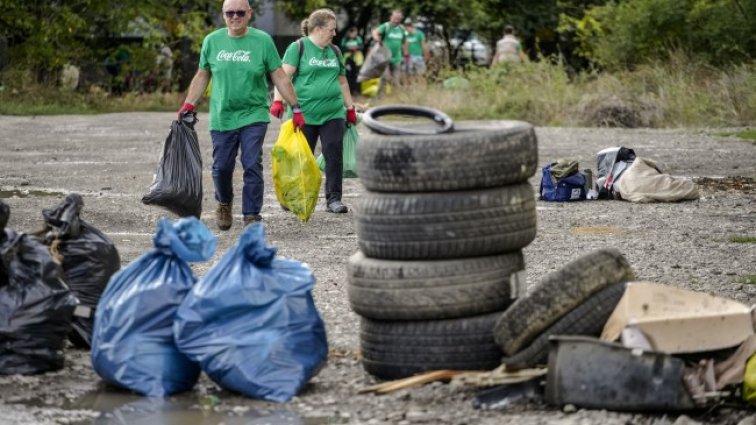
243, 214, 263, 227
216, 202, 232, 231
326, 200, 348, 214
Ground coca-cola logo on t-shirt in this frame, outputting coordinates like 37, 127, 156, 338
308, 57, 338, 68
216, 50, 251, 62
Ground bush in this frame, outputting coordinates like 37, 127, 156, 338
568, 0, 756, 70
381, 55, 756, 128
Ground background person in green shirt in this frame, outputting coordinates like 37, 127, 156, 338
178, 0, 303, 230
371, 9, 408, 96
402, 18, 430, 84
270, 8, 357, 214
340, 26, 364, 95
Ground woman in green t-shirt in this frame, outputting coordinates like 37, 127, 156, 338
270, 9, 357, 214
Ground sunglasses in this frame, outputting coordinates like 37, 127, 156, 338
224, 10, 247, 18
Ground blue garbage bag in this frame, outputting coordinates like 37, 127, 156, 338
174, 223, 328, 402
91, 217, 216, 396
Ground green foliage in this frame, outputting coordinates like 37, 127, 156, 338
738, 274, 756, 285
379, 56, 756, 127
0, 76, 188, 115
716, 130, 756, 144
730, 235, 756, 244
562, 0, 756, 69
0, 0, 217, 83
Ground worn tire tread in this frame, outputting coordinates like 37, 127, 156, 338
494, 248, 634, 355
356, 184, 536, 260
501, 282, 627, 369
360, 314, 502, 380
348, 251, 523, 320
357, 121, 538, 192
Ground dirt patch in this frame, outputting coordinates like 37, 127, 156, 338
571, 226, 628, 236
694, 176, 755, 192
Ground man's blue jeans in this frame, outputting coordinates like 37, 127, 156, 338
209, 123, 268, 216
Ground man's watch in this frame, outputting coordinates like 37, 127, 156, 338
292, 104, 302, 113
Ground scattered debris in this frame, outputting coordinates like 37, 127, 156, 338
452, 365, 547, 388
472, 378, 542, 410
693, 176, 754, 192
359, 370, 463, 394
546, 336, 696, 411
601, 282, 754, 353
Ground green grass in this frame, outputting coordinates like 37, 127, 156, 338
2, 56, 755, 127
379, 57, 756, 127
730, 235, 756, 243
0, 86, 191, 115
738, 274, 756, 285
716, 130, 756, 144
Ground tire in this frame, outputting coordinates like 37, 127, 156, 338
356, 183, 536, 260
348, 251, 523, 320
360, 313, 502, 380
362, 105, 454, 135
494, 248, 634, 356
357, 120, 537, 192
501, 282, 627, 369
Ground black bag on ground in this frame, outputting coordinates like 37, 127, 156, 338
1, 200, 79, 375
38, 194, 121, 348
142, 113, 203, 218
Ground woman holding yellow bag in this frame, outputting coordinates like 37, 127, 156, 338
270, 8, 357, 214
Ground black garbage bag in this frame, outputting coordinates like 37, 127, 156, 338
38, 194, 121, 348
1, 201, 79, 375
142, 113, 203, 218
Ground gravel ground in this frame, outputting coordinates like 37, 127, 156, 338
0, 113, 754, 425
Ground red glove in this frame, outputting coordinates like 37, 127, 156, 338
177, 102, 194, 120
292, 105, 305, 129
269, 100, 284, 119
403, 55, 410, 64
346, 105, 357, 125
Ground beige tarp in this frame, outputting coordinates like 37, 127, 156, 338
615, 157, 699, 202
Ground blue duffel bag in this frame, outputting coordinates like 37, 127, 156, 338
539, 162, 587, 202
91, 217, 216, 396
174, 223, 328, 402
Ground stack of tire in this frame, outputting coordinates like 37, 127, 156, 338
348, 120, 539, 379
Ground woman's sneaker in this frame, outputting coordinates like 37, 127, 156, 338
326, 200, 348, 213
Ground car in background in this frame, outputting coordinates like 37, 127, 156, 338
449, 30, 491, 67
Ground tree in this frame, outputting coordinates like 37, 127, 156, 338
0, 0, 221, 87
559, 0, 756, 69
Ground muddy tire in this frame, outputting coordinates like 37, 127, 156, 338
357, 121, 538, 192
361, 313, 502, 380
348, 251, 523, 320
494, 248, 633, 355
356, 183, 536, 260
501, 282, 627, 369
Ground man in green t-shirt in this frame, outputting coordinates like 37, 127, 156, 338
178, 0, 302, 230
371, 9, 408, 94
403, 18, 429, 84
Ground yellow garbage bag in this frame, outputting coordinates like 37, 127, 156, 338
271, 120, 321, 223
360, 78, 391, 98
745, 354, 756, 405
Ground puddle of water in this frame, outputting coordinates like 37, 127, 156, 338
0, 189, 66, 199
10, 390, 339, 425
